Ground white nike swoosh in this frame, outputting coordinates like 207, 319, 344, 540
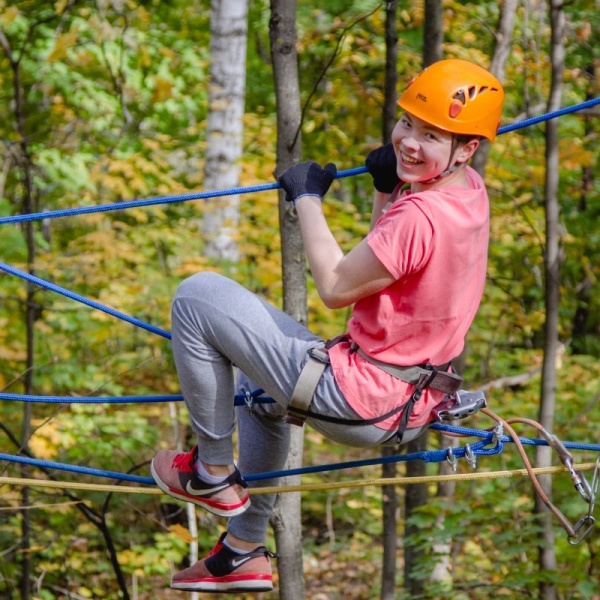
185, 480, 229, 496
231, 556, 253, 568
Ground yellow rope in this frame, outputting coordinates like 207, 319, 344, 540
0, 462, 596, 497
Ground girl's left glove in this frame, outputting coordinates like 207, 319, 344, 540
278, 161, 337, 205
366, 143, 400, 194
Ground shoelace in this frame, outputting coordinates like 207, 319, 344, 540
172, 448, 195, 470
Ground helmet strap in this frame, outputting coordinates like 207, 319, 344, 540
421, 135, 462, 184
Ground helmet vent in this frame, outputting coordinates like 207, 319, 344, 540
452, 89, 466, 105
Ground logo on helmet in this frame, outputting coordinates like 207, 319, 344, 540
416, 93, 427, 102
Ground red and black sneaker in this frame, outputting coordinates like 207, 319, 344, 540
151, 446, 250, 517
171, 532, 276, 593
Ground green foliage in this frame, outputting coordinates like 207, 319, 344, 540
0, 0, 599, 598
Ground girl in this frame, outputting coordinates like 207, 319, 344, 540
151, 58, 504, 593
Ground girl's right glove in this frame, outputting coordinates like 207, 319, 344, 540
365, 143, 401, 194
278, 161, 337, 205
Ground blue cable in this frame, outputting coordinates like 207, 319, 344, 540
0, 262, 171, 340
2, 432, 598, 486
0, 98, 597, 228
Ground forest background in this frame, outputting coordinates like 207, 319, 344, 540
0, 0, 598, 599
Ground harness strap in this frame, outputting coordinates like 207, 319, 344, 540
285, 347, 330, 426
285, 342, 463, 437
354, 347, 462, 395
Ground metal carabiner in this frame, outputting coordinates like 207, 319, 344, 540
492, 422, 504, 446
568, 515, 596, 546
586, 455, 600, 518
446, 447, 457, 472
243, 389, 254, 413
567, 455, 599, 545
464, 444, 477, 470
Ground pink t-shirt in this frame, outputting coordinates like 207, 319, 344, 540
328, 166, 489, 430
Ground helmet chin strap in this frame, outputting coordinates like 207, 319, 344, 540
421, 135, 462, 184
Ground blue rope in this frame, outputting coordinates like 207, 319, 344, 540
0, 167, 363, 226
1, 99, 598, 341
1, 430, 598, 486
497, 97, 600, 134
0, 98, 597, 228
0, 392, 273, 405
0, 262, 171, 340
0, 437, 501, 486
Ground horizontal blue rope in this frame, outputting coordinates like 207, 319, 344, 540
0, 392, 273, 405
0, 167, 364, 226
0, 98, 597, 228
2, 99, 598, 340
0, 262, 171, 340
0, 437, 501, 487
1, 427, 598, 486
3, 389, 599, 454
497, 97, 600, 134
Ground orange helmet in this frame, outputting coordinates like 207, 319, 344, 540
398, 59, 505, 141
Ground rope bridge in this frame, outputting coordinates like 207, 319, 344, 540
1, 98, 599, 544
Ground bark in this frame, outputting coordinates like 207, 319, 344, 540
0, 25, 37, 600
571, 62, 596, 355
380, 3, 399, 599
403, 433, 428, 599
535, 2, 565, 598
202, 0, 248, 262
269, 2, 306, 598
423, 0, 443, 66
471, 0, 517, 177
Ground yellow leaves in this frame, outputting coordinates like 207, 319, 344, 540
0, 5, 19, 27
168, 523, 196, 543
152, 76, 174, 103
47, 27, 80, 63
560, 145, 595, 170
29, 419, 75, 459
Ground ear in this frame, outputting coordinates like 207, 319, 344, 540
455, 138, 480, 162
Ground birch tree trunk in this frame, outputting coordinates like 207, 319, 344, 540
535, 1, 565, 598
202, 0, 248, 263
269, 2, 306, 598
471, 0, 517, 177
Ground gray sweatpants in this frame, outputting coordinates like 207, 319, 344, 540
170, 272, 417, 542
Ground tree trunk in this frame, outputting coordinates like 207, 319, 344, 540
471, 0, 517, 177
202, 0, 248, 263
380, 3, 399, 599
535, 2, 564, 598
423, 0, 443, 66
570, 62, 596, 355
0, 26, 37, 600
269, 2, 306, 598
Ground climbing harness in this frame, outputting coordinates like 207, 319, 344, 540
286, 338, 463, 443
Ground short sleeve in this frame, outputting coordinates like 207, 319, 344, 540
366, 199, 434, 280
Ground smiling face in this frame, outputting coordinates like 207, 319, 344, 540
391, 111, 479, 190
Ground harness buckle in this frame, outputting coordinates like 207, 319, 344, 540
433, 390, 487, 422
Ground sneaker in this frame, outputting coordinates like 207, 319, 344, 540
151, 446, 250, 517
171, 532, 276, 593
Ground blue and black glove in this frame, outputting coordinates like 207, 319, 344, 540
365, 143, 400, 194
278, 161, 337, 205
